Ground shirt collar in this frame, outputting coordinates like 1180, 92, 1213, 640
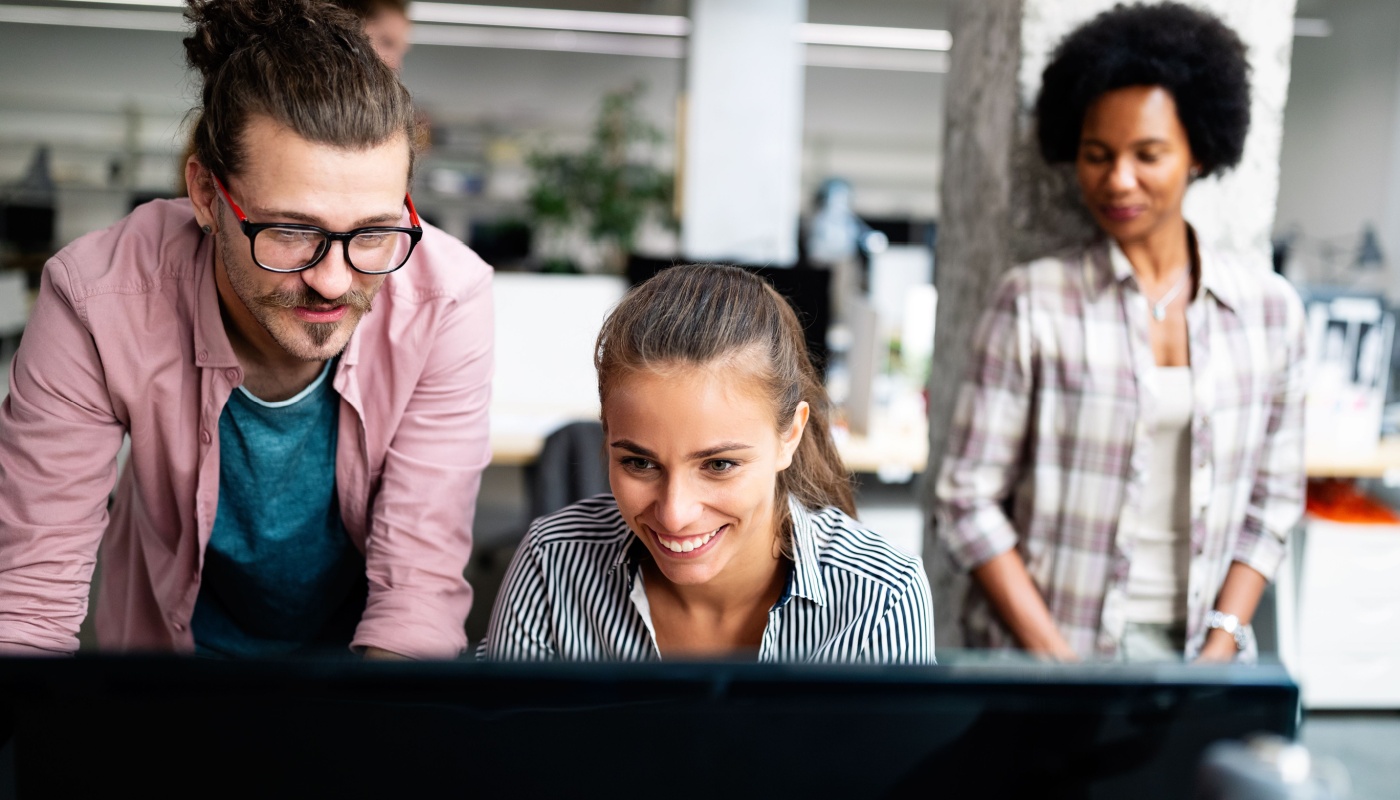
191, 226, 240, 369
785, 496, 828, 608
605, 495, 827, 607
1092, 225, 1239, 313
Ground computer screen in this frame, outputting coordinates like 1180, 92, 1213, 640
0, 657, 1298, 799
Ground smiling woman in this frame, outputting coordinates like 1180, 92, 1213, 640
481, 264, 934, 663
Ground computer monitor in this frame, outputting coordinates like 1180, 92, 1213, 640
0, 657, 1297, 798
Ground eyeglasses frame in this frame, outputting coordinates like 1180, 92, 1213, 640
211, 174, 423, 275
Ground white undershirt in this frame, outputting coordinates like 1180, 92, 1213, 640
1126, 366, 1193, 624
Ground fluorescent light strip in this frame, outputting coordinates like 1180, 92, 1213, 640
40, 0, 951, 51
50, 0, 183, 6
1293, 18, 1332, 38
0, 5, 184, 31
799, 23, 950, 52
412, 23, 684, 58
410, 2, 688, 37
804, 44, 948, 73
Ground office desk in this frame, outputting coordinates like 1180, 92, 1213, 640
1277, 436, 1400, 709
1304, 436, 1400, 479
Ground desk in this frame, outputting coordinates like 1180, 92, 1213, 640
1277, 436, 1400, 709
1304, 436, 1400, 479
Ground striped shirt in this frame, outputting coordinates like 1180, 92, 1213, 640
481, 494, 935, 663
935, 233, 1306, 661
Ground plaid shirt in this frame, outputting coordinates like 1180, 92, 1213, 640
934, 234, 1306, 660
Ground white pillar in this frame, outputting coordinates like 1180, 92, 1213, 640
681, 0, 806, 266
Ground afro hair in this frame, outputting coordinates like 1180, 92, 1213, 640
1035, 2, 1251, 177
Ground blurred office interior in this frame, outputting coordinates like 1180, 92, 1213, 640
0, 0, 1398, 796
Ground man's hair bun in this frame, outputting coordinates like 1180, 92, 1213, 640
183, 0, 366, 83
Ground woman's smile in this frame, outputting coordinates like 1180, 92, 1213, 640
648, 523, 728, 557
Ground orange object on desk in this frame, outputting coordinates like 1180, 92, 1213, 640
1306, 478, 1400, 524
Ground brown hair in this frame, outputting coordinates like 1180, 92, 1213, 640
595, 265, 855, 543
183, 0, 418, 184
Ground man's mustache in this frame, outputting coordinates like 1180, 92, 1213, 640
255, 287, 374, 314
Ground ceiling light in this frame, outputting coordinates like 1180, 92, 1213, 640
412, 23, 684, 58
0, 4, 183, 31
410, 3, 689, 37
1292, 18, 1332, 37
798, 23, 951, 52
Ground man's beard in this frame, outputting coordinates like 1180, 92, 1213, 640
253, 285, 376, 348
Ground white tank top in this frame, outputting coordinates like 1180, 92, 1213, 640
1126, 366, 1192, 624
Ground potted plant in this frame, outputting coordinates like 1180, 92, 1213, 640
526, 83, 675, 274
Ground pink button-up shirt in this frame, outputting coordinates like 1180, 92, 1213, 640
0, 199, 493, 658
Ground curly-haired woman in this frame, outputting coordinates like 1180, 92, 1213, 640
935, 2, 1306, 663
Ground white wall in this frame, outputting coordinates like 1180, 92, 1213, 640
1275, 0, 1400, 299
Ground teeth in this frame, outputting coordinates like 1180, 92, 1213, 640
658, 527, 721, 553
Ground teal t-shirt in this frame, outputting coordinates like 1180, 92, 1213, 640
191, 359, 366, 658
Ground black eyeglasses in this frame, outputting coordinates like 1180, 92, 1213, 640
213, 175, 423, 275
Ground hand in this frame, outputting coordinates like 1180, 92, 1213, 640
363, 646, 411, 661
1030, 641, 1081, 663
1193, 629, 1238, 664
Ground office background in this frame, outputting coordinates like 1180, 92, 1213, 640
0, 1, 1398, 796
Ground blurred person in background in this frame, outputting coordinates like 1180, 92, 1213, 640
935, 3, 1306, 663
335, 0, 412, 71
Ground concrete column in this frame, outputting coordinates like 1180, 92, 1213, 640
681, 0, 806, 266
923, 0, 1298, 647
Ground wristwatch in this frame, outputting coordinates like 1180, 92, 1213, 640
1206, 610, 1254, 651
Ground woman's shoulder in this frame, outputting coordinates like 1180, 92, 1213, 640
990, 241, 1102, 304
1201, 245, 1306, 330
522, 494, 632, 551
802, 505, 927, 593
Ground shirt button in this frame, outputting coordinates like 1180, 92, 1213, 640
196, 349, 208, 363
173, 623, 186, 633
225, 368, 240, 382
200, 429, 212, 445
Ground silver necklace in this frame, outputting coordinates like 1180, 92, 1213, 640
1145, 268, 1190, 321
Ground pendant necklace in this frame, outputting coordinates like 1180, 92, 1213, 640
1145, 268, 1190, 322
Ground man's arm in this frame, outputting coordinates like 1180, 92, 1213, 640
351, 262, 494, 659
0, 257, 125, 654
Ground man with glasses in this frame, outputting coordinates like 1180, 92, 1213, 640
0, 0, 491, 659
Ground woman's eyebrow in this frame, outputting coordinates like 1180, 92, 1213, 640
609, 441, 753, 460
610, 439, 657, 458
688, 443, 753, 460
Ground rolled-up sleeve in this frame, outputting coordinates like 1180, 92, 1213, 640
0, 256, 125, 654
351, 266, 494, 659
934, 268, 1033, 572
1231, 285, 1307, 581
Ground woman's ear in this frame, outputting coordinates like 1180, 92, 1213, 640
776, 401, 810, 471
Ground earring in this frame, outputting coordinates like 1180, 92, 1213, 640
201, 225, 212, 234
1189, 166, 1201, 179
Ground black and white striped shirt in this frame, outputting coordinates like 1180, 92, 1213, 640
481, 494, 934, 663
